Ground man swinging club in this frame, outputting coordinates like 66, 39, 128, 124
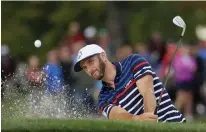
74, 44, 186, 123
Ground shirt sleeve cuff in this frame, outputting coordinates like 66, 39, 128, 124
102, 104, 116, 119
134, 71, 154, 81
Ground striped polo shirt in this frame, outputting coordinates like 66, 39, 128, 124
98, 54, 186, 123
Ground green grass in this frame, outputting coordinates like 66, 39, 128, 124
2, 118, 206, 132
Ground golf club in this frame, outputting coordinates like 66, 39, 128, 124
154, 16, 186, 115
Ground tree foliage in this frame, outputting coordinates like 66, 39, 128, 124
2, 1, 206, 61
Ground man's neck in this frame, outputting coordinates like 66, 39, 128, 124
102, 62, 116, 88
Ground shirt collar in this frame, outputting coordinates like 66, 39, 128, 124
102, 61, 122, 88
112, 61, 122, 77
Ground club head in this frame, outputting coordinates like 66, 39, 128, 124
173, 16, 186, 28
173, 16, 186, 37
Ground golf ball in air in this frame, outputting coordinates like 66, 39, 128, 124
34, 40, 41, 48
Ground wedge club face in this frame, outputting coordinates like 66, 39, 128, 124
173, 16, 186, 37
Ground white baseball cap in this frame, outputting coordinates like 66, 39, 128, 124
74, 44, 105, 72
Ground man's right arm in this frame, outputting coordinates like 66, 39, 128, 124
109, 106, 158, 122
98, 88, 157, 122
109, 106, 134, 120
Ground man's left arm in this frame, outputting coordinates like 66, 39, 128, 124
130, 54, 156, 113
136, 75, 156, 112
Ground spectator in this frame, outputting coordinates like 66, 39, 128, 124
26, 55, 43, 110
71, 71, 97, 117
198, 40, 206, 82
98, 28, 110, 49
198, 40, 206, 61
160, 41, 179, 79
189, 41, 206, 115
43, 49, 63, 95
134, 42, 150, 62
41, 49, 68, 118
27, 55, 43, 87
71, 41, 86, 65
160, 41, 181, 102
98, 28, 114, 59
147, 31, 166, 71
1, 44, 16, 99
173, 43, 197, 121
63, 21, 85, 54
59, 45, 76, 106
13, 55, 28, 94
115, 44, 133, 61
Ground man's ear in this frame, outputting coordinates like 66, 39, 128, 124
100, 52, 107, 62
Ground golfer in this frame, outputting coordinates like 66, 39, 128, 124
74, 44, 186, 123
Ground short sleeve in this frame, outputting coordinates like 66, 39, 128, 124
98, 89, 116, 119
130, 54, 154, 81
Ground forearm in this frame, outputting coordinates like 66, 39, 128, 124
110, 113, 135, 121
109, 109, 157, 122
109, 106, 135, 121
106, 104, 157, 122
143, 91, 156, 112
136, 75, 156, 112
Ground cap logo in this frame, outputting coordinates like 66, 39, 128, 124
78, 51, 82, 59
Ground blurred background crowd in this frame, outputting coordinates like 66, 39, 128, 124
1, 1, 206, 121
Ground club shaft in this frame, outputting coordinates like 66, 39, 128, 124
154, 36, 183, 115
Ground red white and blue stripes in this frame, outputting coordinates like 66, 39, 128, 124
98, 54, 186, 122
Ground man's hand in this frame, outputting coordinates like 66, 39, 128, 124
133, 112, 158, 122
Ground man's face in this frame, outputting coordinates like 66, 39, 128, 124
29, 56, 39, 68
48, 50, 58, 63
80, 54, 105, 80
